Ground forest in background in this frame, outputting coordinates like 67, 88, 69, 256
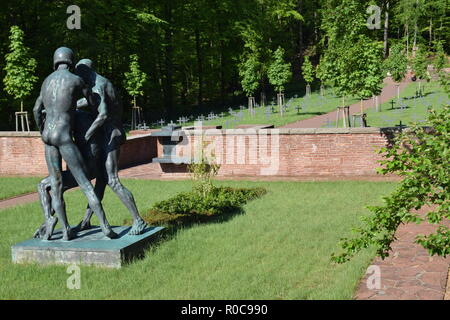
0, 0, 448, 129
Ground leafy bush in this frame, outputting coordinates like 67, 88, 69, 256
142, 138, 267, 226
332, 105, 450, 263
152, 186, 267, 216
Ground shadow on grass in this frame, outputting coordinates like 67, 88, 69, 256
269, 110, 326, 117
402, 91, 435, 100
297, 111, 327, 116
390, 106, 411, 110
123, 206, 246, 264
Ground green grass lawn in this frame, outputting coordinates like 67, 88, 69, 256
159, 90, 358, 129
0, 177, 44, 200
0, 179, 397, 299
363, 81, 449, 128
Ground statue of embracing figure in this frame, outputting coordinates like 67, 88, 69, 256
33, 47, 147, 241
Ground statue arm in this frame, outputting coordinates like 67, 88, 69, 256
77, 98, 88, 109
33, 95, 45, 133
84, 86, 108, 141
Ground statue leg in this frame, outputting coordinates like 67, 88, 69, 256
105, 148, 147, 235
44, 145, 74, 241
34, 171, 80, 239
58, 142, 117, 239
78, 175, 107, 231
34, 176, 57, 239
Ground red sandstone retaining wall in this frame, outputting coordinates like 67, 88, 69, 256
0, 128, 397, 177
0, 132, 157, 176
0, 132, 47, 176
153, 127, 397, 177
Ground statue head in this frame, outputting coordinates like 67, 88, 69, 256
75, 59, 95, 84
76, 58, 94, 69
53, 47, 74, 70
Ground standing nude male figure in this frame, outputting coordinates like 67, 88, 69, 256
75, 59, 148, 235
33, 47, 117, 240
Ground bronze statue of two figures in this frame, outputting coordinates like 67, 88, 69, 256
32, 47, 147, 241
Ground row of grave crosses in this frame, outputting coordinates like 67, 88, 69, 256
139, 91, 448, 130
152, 92, 353, 129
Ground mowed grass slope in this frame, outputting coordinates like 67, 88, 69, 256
364, 81, 449, 127
0, 177, 44, 200
0, 179, 396, 299
169, 90, 358, 129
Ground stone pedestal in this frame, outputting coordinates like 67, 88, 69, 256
11, 225, 164, 268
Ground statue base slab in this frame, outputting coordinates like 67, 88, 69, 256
11, 225, 164, 268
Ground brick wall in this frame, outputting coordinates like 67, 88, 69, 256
118, 134, 157, 169
0, 132, 157, 176
0, 132, 47, 176
153, 127, 398, 177
0, 128, 398, 177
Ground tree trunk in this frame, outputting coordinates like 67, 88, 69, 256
163, 2, 174, 118
406, 23, 409, 59
413, 24, 417, 54
20, 100, 23, 113
314, 11, 318, 42
220, 39, 225, 108
383, 1, 389, 58
429, 18, 432, 47
195, 28, 203, 108
296, 0, 303, 82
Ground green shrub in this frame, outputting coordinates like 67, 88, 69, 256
332, 106, 450, 263
141, 138, 267, 227
152, 186, 267, 216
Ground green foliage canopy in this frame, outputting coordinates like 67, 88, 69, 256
347, 37, 384, 99
301, 56, 314, 85
412, 46, 429, 81
433, 41, 446, 73
384, 43, 408, 83
267, 46, 292, 93
3, 25, 37, 110
123, 54, 147, 102
318, 36, 384, 99
239, 54, 260, 96
319, 1, 383, 99
0, 0, 447, 128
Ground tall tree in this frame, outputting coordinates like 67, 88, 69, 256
3, 25, 37, 113
383, 43, 408, 99
239, 54, 260, 98
301, 55, 315, 95
346, 36, 384, 113
383, 1, 390, 59
412, 46, 429, 94
319, 0, 372, 105
433, 40, 446, 73
267, 46, 292, 94
123, 54, 147, 109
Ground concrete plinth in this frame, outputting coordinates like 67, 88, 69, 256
11, 225, 164, 268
